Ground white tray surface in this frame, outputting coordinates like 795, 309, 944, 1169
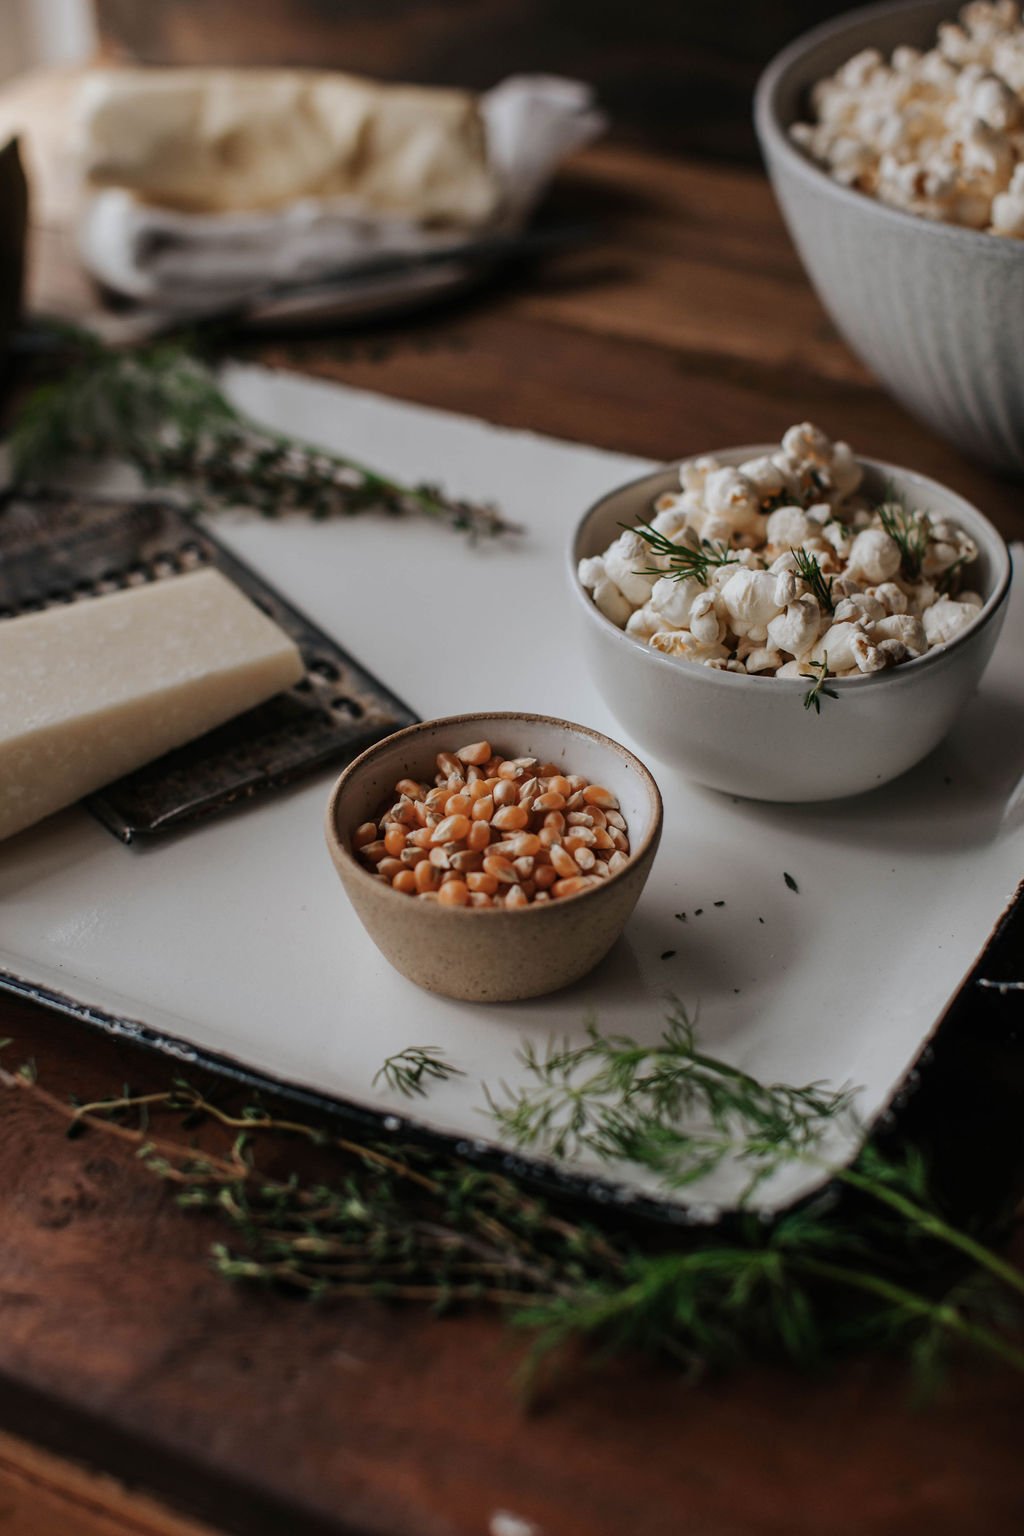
2, 365, 1021, 1215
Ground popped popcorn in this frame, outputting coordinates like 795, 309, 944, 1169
791, 2, 1024, 236
578, 422, 984, 683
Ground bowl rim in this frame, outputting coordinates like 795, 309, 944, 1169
324, 710, 664, 917
754, 0, 1024, 260
569, 446, 1013, 697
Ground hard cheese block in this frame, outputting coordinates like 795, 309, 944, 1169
0, 568, 304, 842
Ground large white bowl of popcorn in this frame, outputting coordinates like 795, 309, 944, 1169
755, 0, 1024, 474
570, 423, 1011, 801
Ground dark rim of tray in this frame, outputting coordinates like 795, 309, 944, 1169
2, 879, 1020, 1227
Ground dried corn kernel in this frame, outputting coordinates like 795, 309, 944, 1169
353, 747, 632, 908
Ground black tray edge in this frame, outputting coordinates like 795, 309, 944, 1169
2, 875, 1021, 1229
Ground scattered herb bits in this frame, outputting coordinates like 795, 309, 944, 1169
353, 741, 631, 908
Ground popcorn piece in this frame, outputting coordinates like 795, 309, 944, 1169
815, 620, 869, 673
834, 592, 887, 624
679, 455, 720, 495
593, 578, 632, 627
850, 629, 888, 673
871, 613, 928, 654
765, 506, 811, 548
649, 501, 691, 540
689, 589, 724, 645
649, 630, 728, 664
846, 528, 903, 583
738, 455, 789, 501
703, 467, 763, 533
625, 603, 661, 639
577, 555, 605, 591
602, 530, 657, 605
922, 595, 980, 644
744, 645, 785, 674
828, 441, 863, 500
782, 421, 832, 467
773, 569, 800, 608
767, 594, 823, 656
650, 575, 703, 629
719, 568, 783, 639
867, 581, 909, 614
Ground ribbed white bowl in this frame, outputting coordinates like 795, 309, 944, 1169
756, 0, 1024, 476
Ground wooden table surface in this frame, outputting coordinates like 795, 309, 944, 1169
2, 70, 1024, 1536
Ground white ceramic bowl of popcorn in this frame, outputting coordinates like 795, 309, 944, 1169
569, 445, 1011, 802
755, 0, 1024, 475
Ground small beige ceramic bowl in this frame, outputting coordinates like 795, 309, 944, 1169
324, 712, 663, 1003
570, 449, 1011, 801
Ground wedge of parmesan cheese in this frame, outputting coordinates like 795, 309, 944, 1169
0, 568, 304, 842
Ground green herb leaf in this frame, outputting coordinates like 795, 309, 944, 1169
790, 547, 835, 614
627, 522, 740, 587
876, 488, 931, 582
9, 328, 516, 541
802, 656, 838, 715
374, 1046, 465, 1099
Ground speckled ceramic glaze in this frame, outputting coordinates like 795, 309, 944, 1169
324, 713, 663, 1002
756, 0, 1024, 476
570, 448, 1011, 801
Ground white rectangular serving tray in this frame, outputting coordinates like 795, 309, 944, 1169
2, 366, 1022, 1217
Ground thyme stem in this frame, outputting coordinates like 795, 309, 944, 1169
836, 1168, 1024, 1301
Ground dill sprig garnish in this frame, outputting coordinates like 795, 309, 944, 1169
8, 326, 515, 540
628, 522, 740, 587
485, 1005, 852, 1199
374, 1046, 464, 1099
876, 488, 930, 582
791, 546, 835, 614
802, 655, 838, 714
2, 1035, 1023, 1395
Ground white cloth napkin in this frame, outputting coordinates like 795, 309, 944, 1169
77, 76, 605, 313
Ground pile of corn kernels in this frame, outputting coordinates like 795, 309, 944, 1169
791, 1, 1024, 236
352, 741, 631, 907
578, 422, 983, 680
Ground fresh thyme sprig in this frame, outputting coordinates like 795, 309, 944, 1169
876, 488, 930, 582
374, 1046, 464, 1099
485, 1005, 853, 1199
8, 327, 515, 539
627, 522, 740, 587
802, 655, 838, 714
3, 1039, 1024, 1396
790, 546, 835, 614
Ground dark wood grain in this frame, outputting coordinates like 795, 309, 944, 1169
1, 67, 1023, 1536
93, 0, 875, 163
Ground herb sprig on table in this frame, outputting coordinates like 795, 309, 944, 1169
8, 326, 516, 539
375, 1046, 464, 1099
3, 1014, 1023, 1396
484, 1005, 852, 1199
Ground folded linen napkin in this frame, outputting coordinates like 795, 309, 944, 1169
75, 75, 605, 314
